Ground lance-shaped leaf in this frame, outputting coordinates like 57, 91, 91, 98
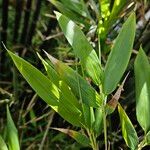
59, 0, 90, 19
134, 48, 150, 133
59, 0, 91, 20
0, 135, 8, 150
55, 11, 102, 85
118, 104, 138, 150
45, 52, 102, 108
38, 53, 84, 126
45, 52, 99, 128
6, 106, 20, 150
103, 13, 136, 94
49, 0, 91, 28
40, 53, 95, 128
8, 50, 83, 127
8, 51, 59, 106
52, 128, 90, 147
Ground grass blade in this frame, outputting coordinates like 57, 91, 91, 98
6, 106, 20, 150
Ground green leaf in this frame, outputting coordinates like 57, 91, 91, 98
118, 104, 138, 150
6, 105, 20, 150
59, 0, 91, 19
45, 52, 101, 128
93, 108, 103, 136
45, 52, 102, 108
8, 50, 59, 106
37, 53, 60, 87
58, 81, 84, 122
8, 50, 83, 127
55, 11, 102, 85
110, 0, 127, 19
49, 0, 91, 28
0, 135, 8, 150
52, 128, 90, 147
81, 104, 95, 129
100, 0, 127, 39
38, 53, 85, 127
39, 53, 95, 128
134, 47, 150, 133
103, 13, 136, 94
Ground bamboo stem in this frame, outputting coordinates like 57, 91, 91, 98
1, 0, 9, 79
26, 0, 42, 45
88, 130, 98, 150
20, 0, 32, 45
13, 0, 23, 43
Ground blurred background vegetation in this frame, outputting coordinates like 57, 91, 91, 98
0, 0, 150, 149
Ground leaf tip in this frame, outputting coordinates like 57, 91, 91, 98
129, 12, 136, 24
44, 50, 58, 65
1, 42, 8, 51
54, 11, 62, 20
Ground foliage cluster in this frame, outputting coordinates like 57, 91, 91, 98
0, 0, 150, 149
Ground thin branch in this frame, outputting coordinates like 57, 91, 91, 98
38, 111, 55, 150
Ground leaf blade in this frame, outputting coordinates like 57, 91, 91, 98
6, 106, 20, 150
8, 50, 83, 127
49, 0, 91, 27
118, 104, 138, 150
103, 13, 136, 94
45, 52, 102, 108
52, 128, 90, 147
55, 11, 102, 85
134, 47, 150, 133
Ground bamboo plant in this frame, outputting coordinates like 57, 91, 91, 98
5, 9, 150, 149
